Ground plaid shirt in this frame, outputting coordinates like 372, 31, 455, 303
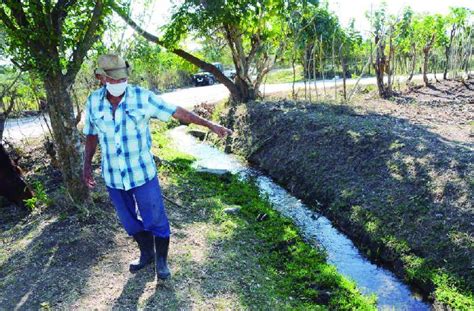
83, 85, 177, 190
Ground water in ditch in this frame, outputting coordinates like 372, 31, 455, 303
168, 125, 429, 310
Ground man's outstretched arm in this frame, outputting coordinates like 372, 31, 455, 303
172, 106, 232, 138
83, 134, 98, 189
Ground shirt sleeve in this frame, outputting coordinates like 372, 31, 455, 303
148, 92, 178, 122
82, 96, 98, 135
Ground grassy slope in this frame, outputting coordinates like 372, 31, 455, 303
218, 100, 473, 310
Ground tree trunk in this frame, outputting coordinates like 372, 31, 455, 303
44, 74, 89, 202
444, 25, 456, 80
339, 47, 347, 101
0, 97, 15, 141
374, 34, 387, 98
303, 44, 314, 79
423, 49, 430, 86
386, 34, 395, 96
408, 43, 416, 82
234, 76, 258, 103
423, 34, 435, 86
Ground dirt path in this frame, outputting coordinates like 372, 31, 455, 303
4, 137, 346, 310
0, 175, 286, 310
67, 183, 280, 310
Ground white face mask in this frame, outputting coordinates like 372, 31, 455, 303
106, 81, 128, 97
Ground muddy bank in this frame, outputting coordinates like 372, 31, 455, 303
218, 99, 473, 308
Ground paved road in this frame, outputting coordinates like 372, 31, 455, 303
3, 73, 434, 141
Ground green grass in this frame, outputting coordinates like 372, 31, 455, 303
344, 204, 474, 310
265, 66, 304, 84
151, 121, 377, 309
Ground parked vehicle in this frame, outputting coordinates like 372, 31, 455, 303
192, 62, 236, 87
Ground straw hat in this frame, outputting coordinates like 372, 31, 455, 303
94, 54, 130, 80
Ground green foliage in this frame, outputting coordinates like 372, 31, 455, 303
162, 0, 310, 93
163, 0, 298, 47
345, 203, 474, 308
0, 68, 44, 114
0, 1, 111, 79
285, 3, 364, 79
24, 181, 52, 211
126, 35, 196, 90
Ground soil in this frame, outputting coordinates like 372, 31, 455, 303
219, 78, 473, 303
0, 137, 300, 310
267, 78, 474, 147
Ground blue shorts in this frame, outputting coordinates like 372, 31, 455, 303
107, 176, 170, 237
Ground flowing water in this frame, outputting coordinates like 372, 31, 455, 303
168, 125, 430, 310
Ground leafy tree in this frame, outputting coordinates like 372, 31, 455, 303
0, 1, 111, 202
290, 4, 342, 80
113, 0, 306, 103
369, 3, 391, 97
338, 22, 362, 99
126, 35, 196, 91
442, 7, 470, 79
413, 13, 446, 86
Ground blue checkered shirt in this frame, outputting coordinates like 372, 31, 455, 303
83, 85, 177, 190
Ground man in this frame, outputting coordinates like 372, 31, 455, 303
83, 54, 232, 280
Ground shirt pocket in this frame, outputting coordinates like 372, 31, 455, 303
125, 108, 147, 132
92, 112, 107, 134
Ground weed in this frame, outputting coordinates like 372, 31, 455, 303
23, 181, 52, 210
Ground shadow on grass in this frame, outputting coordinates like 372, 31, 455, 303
111, 268, 156, 310
0, 199, 120, 309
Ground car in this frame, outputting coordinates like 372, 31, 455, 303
223, 69, 237, 80
192, 62, 236, 87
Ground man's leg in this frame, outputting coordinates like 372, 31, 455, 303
107, 187, 155, 272
132, 176, 171, 279
107, 187, 145, 235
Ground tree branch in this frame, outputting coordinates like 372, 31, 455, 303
67, 0, 104, 81
4, 1, 30, 29
0, 3, 49, 58
52, 0, 78, 37
0, 6, 20, 32
111, 2, 241, 100
0, 71, 22, 99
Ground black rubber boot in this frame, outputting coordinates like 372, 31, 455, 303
129, 231, 155, 273
154, 236, 171, 280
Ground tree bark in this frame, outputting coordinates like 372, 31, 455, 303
374, 34, 387, 98
444, 25, 456, 80
423, 34, 435, 86
44, 74, 89, 202
339, 47, 347, 101
386, 33, 395, 95
407, 43, 416, 82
